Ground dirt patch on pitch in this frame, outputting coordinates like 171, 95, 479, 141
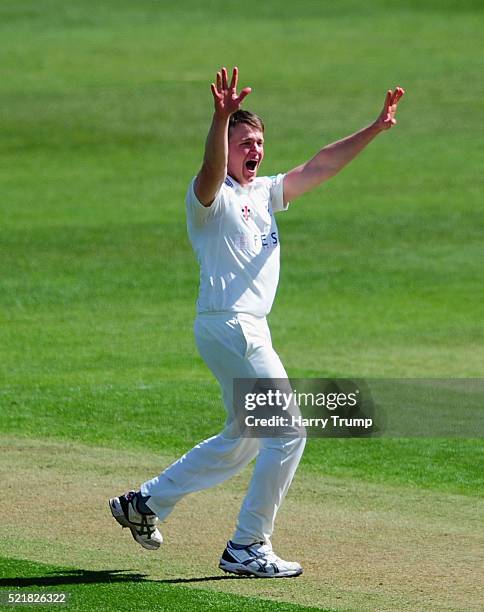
2, 435, 482, 611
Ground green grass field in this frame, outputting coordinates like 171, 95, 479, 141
1, 1, 483, 610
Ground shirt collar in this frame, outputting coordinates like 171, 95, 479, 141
226, 175, 254, 192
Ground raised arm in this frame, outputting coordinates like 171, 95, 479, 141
194, 67, 252, 207
283, 87, 405, 203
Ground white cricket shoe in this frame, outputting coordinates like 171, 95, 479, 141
219, 541, 303, 578
109, 490, 162, 550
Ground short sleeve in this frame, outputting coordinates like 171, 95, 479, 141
185, 177, 226, 225
269, 173, 289, 213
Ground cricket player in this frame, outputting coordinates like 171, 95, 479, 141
110, 67, 404, 578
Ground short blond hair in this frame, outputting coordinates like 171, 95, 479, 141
228, 110, 264, 138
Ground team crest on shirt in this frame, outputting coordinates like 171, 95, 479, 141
241, 204, 251, 221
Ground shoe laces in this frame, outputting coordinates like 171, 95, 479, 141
237, 542, 279, 562
256, 545, 281, 563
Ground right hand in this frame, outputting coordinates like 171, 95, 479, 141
211, 66, 252, 118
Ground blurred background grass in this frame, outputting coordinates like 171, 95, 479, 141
1, 0, 483, 495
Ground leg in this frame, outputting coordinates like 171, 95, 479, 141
140, 313, 260, 519
232, 435, 306, 545
141, 433, 258, 520
232, 314, 306, 545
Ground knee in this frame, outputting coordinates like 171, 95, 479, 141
290, 435, 306, 458
262, 435, 306, 457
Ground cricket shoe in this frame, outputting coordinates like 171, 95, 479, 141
109, 491, 162, 550
219, 541, 303, 578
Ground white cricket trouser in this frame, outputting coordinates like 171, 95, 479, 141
140, 312, 306, 545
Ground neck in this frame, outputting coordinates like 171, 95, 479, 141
228, 174, 253, 188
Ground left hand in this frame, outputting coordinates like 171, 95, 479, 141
375, 87, 405, 130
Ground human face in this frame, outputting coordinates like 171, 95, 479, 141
227, 123, 264, 186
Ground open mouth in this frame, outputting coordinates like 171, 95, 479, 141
245, 160, 258, 172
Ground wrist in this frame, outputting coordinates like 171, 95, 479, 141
213, 110, 232, 123
370, 120, 384, 135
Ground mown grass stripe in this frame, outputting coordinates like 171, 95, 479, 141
0, 558, 330, 612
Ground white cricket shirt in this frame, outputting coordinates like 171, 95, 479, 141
186, 173, 288, 317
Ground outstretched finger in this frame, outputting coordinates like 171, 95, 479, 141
391, 86, 405, 104
211, 83, 222, 100
229, 66, 239, 91
216, 71, 222, 93
221, 67, 228, 90
236, 87, 252, 105
383, 89, 392, 110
